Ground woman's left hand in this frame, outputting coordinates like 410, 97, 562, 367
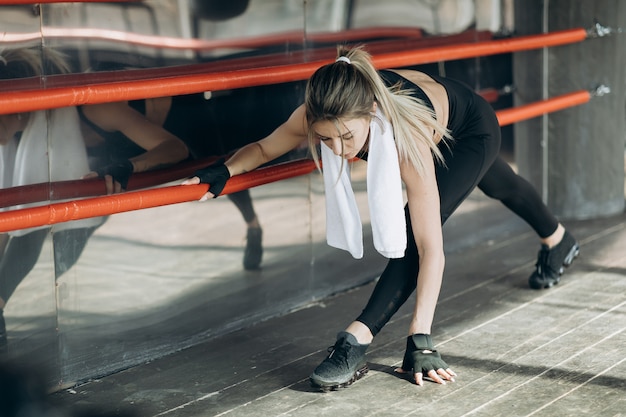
394, 334, 456, 386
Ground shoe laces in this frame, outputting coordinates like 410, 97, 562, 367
326, 338, 351, 365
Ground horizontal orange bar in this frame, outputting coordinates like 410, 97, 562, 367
0, 28, 586, 115
495, 90, 591, 126
373, 28, 588, 69
0, 157, 220, 209
0, 159, 318, 232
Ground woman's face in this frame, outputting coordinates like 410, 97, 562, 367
313, 116, 371, 160
0, 113, 25, 145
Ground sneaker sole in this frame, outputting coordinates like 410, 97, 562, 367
563, 243, 580, 267
310, 364, 369, 392
529, 243, 580, 290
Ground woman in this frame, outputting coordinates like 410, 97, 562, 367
0, 47, 189, 345
183, 45, 580, 390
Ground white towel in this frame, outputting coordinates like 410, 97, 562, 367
1, 107, 104, 236
321, 109, 406, 259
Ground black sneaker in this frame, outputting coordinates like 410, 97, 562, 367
309, 332, 369, 391
243, 227, 263, 270
529, 230, 580, 289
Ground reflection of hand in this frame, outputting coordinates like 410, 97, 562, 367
181, 158, 230, 201
82, 171, 119, 195
95, 159, 134, 192
394, 334, 456, 386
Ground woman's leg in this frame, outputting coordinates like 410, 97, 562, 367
0, 229, 48, 309
476, 157, 579, 288
227, 190, 263, 270
355, 129, 500, 339
477, 157, 558, 238
52, 227, 97, 278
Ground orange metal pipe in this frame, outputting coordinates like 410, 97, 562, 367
0, 159, 317, 233
495, 90, 591, 126
373, 28, 588, 69
0, 157, 219, 209
0, 28, 587, 114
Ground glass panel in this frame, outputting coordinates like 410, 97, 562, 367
0, 8, 60, 385
1, 0, 513, 390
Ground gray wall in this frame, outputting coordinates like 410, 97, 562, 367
514, 0, 626, 219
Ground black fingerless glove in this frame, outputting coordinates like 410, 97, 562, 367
193, 158, 231, 197
401, 334, 449, 375
95, 159, 134, 190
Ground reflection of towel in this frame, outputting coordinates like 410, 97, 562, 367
1, 107, 103, 236
321, 109, 406, 259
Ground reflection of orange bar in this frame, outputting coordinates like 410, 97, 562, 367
0, 28, 587, 114
477, 88, 500, 103
495, 90, 591, 126
0, 159, 318, 233
2, 26, 425, 50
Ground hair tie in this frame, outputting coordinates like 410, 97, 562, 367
335, 56, 351, 64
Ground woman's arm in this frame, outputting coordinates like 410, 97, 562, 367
401, 141, 445, 335
81, 101, 189, 173
185, 104, 309, 200
225, 104, 309, 175
400, 139, 453, 385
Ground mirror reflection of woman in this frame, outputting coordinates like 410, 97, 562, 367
0, 47, 188, 346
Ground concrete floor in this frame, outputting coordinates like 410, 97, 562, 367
49, 194, 626, 417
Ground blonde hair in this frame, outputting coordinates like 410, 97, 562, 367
305, 45, 450, 176
0, 46, 71, 79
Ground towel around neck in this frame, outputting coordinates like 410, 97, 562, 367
321, 108, 406, 259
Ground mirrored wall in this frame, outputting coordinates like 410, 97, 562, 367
0, 0, 511, 390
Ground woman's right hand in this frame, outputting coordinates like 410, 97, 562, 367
181, 158, 231, 201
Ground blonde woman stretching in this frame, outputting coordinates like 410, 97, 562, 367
184, 46, 579, 390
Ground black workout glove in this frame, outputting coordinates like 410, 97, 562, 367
95, 159, 134, 190
193, 158, 231, 197
400, 334, 449, 376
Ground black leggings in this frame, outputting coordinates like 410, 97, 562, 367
227, 190, 257, 224
356, 99, 559, 337
0, 227, 96, 304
